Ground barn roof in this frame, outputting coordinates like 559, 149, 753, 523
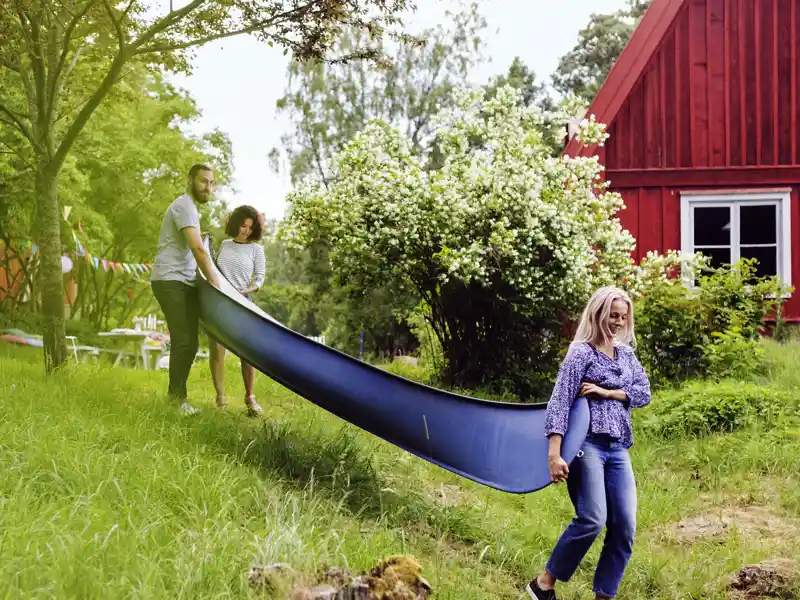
563, 0, 687, 157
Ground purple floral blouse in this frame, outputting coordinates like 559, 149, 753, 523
544, 342, 651, 448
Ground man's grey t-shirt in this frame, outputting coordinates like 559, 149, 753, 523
151, 194, 201, 286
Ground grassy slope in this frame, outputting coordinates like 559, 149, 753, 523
1, 343, 799, 599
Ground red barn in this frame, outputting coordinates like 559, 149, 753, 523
565, 0, 800, 320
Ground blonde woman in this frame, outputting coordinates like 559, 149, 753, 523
526, 286, 651, 600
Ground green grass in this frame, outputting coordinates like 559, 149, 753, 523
1, 342, 799, 599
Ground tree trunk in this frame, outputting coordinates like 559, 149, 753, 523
36, 160, 67, 372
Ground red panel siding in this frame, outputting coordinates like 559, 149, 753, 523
637, 188, 664, 256
676, 7, 693, 167
728, 0, 743, 165
594, 0, 800, 320
744, 0, 759, 164
618, 190, 640, 261
661, 188, 681, 251
707, 0, 726, 166
663, 31, 678, 167
759, 0, 775, 165
606, 0, 800, 172
778, 0, 794, 164
690, 0, 710, 167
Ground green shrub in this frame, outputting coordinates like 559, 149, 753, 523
639, 380, 793, 438
378, 359, 435, 384
702, 326, 767, 381
698, 258, 786, 338
772, 297, 792, 344
634, 275, 708, 385
634, 254, 788, 385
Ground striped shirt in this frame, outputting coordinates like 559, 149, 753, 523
216, 239, 266, 292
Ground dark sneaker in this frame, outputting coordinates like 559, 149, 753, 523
525, 577, 556, 600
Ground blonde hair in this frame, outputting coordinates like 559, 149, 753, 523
572, 286, 635, 347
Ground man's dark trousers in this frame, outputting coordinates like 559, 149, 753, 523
152, 280, 200, 400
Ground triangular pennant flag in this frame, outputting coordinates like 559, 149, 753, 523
102, 259, 108, 271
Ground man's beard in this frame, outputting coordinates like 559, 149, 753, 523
190, 184, 212, 204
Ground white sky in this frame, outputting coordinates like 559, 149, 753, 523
170, 0, 629, 220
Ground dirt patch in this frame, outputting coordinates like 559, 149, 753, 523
728, 558, 799, 599
665, 505, 798, 544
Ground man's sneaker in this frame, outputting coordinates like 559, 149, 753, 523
180, 401, 200, 416
525, 576, 556, 600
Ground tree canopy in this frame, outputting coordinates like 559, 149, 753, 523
271, 2, 486, 186
552, 0, 651, 102
0, 0, 416, 370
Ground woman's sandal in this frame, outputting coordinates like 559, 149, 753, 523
215, 395, 228, 410
245, 395, 263, 417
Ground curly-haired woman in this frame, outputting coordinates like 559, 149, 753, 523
210, 204, 266, 415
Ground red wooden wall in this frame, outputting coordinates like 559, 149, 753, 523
599, 0, 800, 319
606, 0, 800, 172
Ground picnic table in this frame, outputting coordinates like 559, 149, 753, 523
95, 329, 210, 370
2, 323, 207, 371
95, 330, 149, 368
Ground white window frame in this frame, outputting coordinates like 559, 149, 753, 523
679, 190, 792, 292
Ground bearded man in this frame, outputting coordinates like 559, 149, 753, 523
151, 164, 221, 415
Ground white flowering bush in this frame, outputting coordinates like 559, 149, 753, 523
281, 86, 637, 396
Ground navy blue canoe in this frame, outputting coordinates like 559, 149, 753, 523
197, 252, 589, 494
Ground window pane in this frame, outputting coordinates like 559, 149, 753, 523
695, 247, 731, 269
740, 205, 777, 244
740, 246, 778, 278
694, 206, 731, 246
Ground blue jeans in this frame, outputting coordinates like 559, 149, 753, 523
545, 434, 637, 598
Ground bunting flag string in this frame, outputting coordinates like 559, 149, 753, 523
70, 230, 153, 282
4, 208, 154, 284
0, 237, 40, 257
0, 234, 152, 285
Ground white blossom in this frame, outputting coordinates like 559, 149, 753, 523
280, 85, 638, 318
